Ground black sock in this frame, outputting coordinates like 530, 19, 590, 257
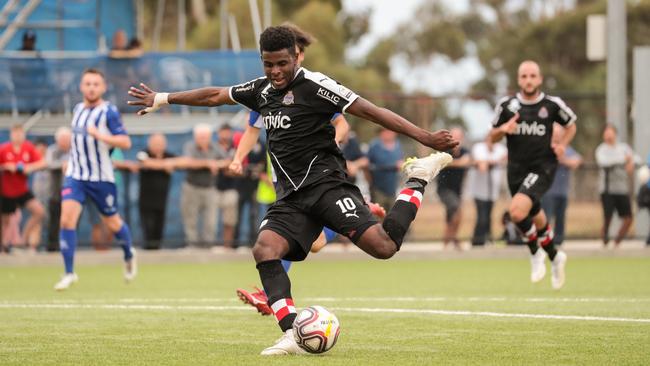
515, 216, 538, 254
537, 223, 557, 261
382, 178, 426, 251
257, 260, 296, 332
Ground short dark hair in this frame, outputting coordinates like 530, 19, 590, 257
10, 124, 23, 131
280, 23, 314, 52
82, 68, 105, 79
259, 26, 296, 55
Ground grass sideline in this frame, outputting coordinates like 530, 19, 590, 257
1, 257, 649, 365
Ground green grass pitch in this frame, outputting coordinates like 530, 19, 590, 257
1, 256, 649, 365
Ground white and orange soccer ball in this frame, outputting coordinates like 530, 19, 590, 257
292, 305, 340, 354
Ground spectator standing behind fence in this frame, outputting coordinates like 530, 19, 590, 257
469, 135, 507, 246
43, 127, 71, 251
215, 125, 237, 249
541, 124, 582, 246
437, 127, 472, 250
31, 137, 52, 241
136, 133, 175, 249
367, 128, 404, 211
179, 124, 228, 246
595, 124, 634, 248
0, 125, 46, 253
341, 129, 369, 187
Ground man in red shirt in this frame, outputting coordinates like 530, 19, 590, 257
0, 124, 46, 253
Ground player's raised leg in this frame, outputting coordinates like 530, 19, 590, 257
355, 152, 452, 258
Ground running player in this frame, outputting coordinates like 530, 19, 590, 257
490, 60, 576, 290
54, 69, 137, 291
128, 26, 456, 355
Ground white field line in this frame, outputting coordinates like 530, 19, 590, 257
115, 296, 650, 303
1, 302, 649, 324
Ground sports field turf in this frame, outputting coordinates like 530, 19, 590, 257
1, 255, 649, 365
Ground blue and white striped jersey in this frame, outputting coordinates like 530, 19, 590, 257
66, 102, 127, 183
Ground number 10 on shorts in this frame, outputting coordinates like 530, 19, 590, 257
335, 197, 357, 213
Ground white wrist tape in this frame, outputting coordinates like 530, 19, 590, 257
144, 92, 169, 113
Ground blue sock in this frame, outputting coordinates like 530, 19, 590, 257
115, 223, 134, 261
60, 229, 77, 274
281, 259, 292, 272
323, 227, 338, 243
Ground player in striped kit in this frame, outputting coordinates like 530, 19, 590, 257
54, 69, 136, 291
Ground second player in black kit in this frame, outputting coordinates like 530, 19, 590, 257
490, 60, 577, 291
493, 92, 576, 203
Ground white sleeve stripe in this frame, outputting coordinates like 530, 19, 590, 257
547, 95, 577, 125
342, 94, 359, 113
491, 104, 503, 126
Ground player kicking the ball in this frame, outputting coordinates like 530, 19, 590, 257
490, 60, 576, 289
54, 69, 136, 291
129, 26, 456, 355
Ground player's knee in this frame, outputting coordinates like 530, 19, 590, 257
509, 205, 528, 223
252, 239, 282, 263
373, 240, 397, 260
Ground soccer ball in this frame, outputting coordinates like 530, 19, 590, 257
293, 305, 340, 354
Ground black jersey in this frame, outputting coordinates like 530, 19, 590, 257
492, 92, 576, 165
229, 67, 358, 200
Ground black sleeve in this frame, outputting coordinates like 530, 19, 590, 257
547, 96, 577, 126
492, 97, 517, 127
228, 77, 266, 111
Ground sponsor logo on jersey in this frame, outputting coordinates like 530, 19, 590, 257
538, 106, 549, 119
234, 83, 254, 93
507, 98, 521, 113
263, 112, 292, 129
282, 90, 295, 105
514, 121, 546, 136
316, 87, 340, 105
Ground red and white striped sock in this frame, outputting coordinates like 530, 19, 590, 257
396, 188, 423, 208
382, 183, 426, 250
270, 298, 296, 326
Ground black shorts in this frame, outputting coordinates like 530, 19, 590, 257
507, 162, 557, 204
601, 193, 632, 219
1, 191, 35, 214
260, 179, 379, 261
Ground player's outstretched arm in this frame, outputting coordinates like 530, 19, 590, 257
346, 97, 458, 151
127, 83, 236, 115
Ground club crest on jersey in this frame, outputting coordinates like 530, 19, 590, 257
538, 106, 549, 119
282, 91, 295, 105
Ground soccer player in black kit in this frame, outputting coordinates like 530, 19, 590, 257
129, 26, 457, 355
490, 60, 576, 290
